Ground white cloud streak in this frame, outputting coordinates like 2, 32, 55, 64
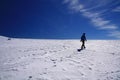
63, 0, 120, 39
108, 31, 120, 38
113, 6, 120, 12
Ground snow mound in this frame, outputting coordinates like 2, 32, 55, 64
0, 36, 8, 40
0, 39, 120, 80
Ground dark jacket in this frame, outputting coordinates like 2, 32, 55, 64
81, 35, 86, 41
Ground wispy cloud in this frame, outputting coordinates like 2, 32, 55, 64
112, 6, 120, 12
63, 0, 120, 39
108, 30, 120, 38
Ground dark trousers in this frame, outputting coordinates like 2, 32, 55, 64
81, 41, 86, 49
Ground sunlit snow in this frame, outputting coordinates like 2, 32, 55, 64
0, 36, 120, 80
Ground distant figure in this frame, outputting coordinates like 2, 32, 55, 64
8, 37, 11, 40
80, 33, 87, 49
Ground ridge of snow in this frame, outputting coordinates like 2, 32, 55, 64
0, 36, 8, 40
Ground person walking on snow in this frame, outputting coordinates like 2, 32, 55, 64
80, 33, 87, 49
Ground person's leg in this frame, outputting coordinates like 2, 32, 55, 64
83, 41, 86, 48
81, 41, 86, 49
81, 41, 84, 49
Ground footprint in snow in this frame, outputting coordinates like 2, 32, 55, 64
88, 67, 92, 70
53, 65, 57, 67
109, 53, 115, 55
62, 68, 66, 71
50, 59, 57, 62
27, 76, 32, 80
31, 54, 35, 56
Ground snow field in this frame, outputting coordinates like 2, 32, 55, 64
0, 36, 120, 80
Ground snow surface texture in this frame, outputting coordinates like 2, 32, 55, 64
0, 36, 120, 80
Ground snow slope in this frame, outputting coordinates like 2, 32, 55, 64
0, 36, 120, 80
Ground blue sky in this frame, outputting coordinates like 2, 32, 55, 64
1, 0, 120, 39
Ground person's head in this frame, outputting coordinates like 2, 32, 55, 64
83, 33, 85, 35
